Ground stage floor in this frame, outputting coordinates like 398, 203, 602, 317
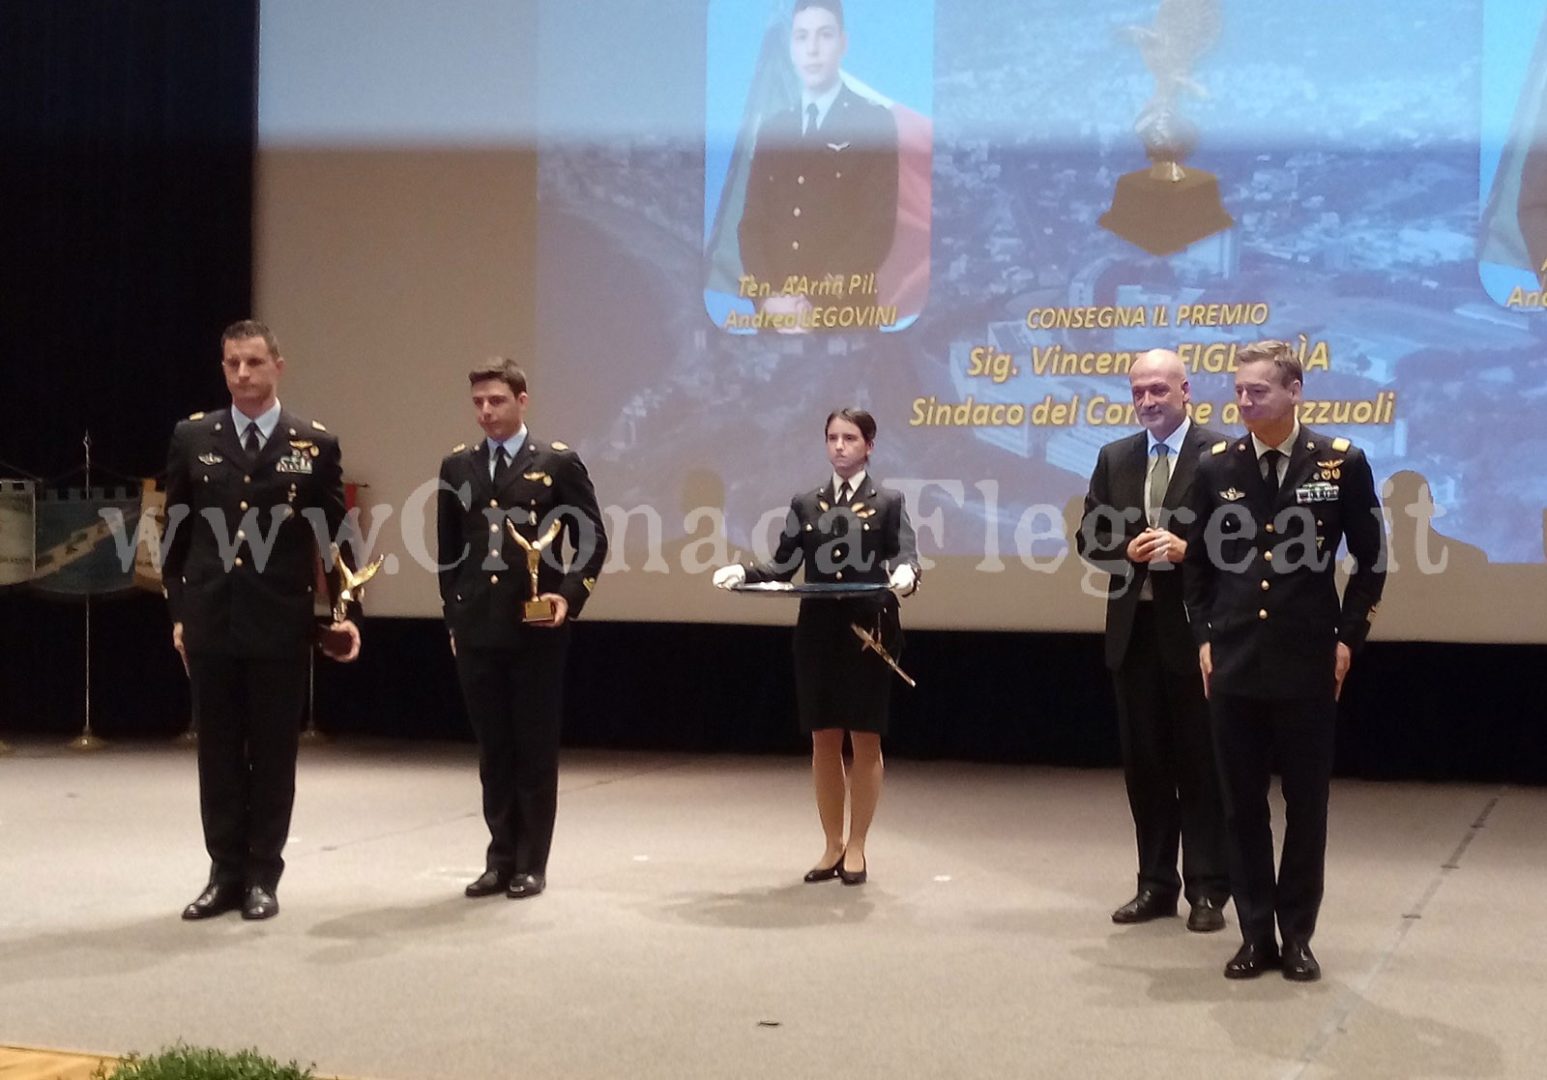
1, 740, 1543, 1079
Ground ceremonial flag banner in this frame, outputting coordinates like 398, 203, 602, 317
31, 487, 145, 599
0, 480, 36, 586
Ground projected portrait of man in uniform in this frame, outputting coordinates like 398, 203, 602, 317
702, 0, 933, 334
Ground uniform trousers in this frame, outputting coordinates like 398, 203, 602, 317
455, 632, 569, 877
187, 651, 309, 891
1210, 692, 1337, 945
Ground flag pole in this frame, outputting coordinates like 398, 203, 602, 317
68, 430, 107, 752
299, 649, 328, 744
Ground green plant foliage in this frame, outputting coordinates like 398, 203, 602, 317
92, 1044, 315, 1080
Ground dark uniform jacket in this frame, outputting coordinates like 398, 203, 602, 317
745, 476, 917, 590
1078, 422, 1225, 673
162, 408, 352, 657
738, 85, 898, 296
1183, 427, 1386, 699
436, 435, 608, 650
744, 476, 918, 641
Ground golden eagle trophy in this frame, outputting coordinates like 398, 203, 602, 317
1099, 0, 1234, 255
505, 519, 565, 622
330, 544, 385, 624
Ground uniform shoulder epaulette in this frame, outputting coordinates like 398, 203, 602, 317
311, 420, 328, 432
550, 440, 570, 451
451, 442, 467, 454
1331, 436, 1351, 452
188, 411, 206, 421
1211, 440, 1229, 455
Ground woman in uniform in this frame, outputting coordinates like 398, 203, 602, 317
714, 408, 918, 885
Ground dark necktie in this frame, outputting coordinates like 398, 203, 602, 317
492, 446, 510, 485
837, 481, 851, 505
1260, 448, 1283, 491
805, 103, 820, 138
244, 422, 261, 456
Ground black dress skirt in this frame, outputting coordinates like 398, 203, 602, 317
793, 593, 903, 735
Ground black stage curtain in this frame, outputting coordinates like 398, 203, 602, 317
306, 623, 1545, 785
0, 3, 1541, 787
0, 0, 257, 734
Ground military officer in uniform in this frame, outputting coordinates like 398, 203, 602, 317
1077, 349, 1230, 933
164, 319, 361, 922
714, 408, 918, 885
1183, 339, 1386, 981
737, 0, 898, 328
437, 359, 607, 901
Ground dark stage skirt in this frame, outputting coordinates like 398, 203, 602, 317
792, 594, 903, 735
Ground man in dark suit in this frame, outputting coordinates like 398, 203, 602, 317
163, 319, 361, 922
737, 0, 897, 328
1078, 348, 1230, 933
437, 359, 607, 901
1184, 339, 1386, 981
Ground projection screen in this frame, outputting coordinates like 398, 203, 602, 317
257, 0, 1547, 643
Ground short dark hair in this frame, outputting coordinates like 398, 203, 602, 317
793, 0, 844, 30
1235, 339, 1303, 388
468, 358, 528, 395
825, 407, 875, 443
222, 319, 279, 358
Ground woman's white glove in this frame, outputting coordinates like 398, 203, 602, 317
889, 564, 917, 594
712, 564, 747, 589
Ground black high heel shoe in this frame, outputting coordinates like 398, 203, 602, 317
839, 853, 867, 886
804, 849, 845, 883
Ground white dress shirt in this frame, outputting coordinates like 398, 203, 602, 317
487, 425, 528, 479
1250, 421, 1301, 487
231, 399, 281, 450
802, 80, 844, 135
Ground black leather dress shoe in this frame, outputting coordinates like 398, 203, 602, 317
465, 869, 511, 898
506, 873, 546, 899
1111, 889, 1178, 924
804, 851, 844, 884
182, 882, 243, 921
1186, 897, 1227, 933
241, 885, 279, 921
1223, 940, 1280, 979
1282, 941, 1321, 982
839, 854, 867, 887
